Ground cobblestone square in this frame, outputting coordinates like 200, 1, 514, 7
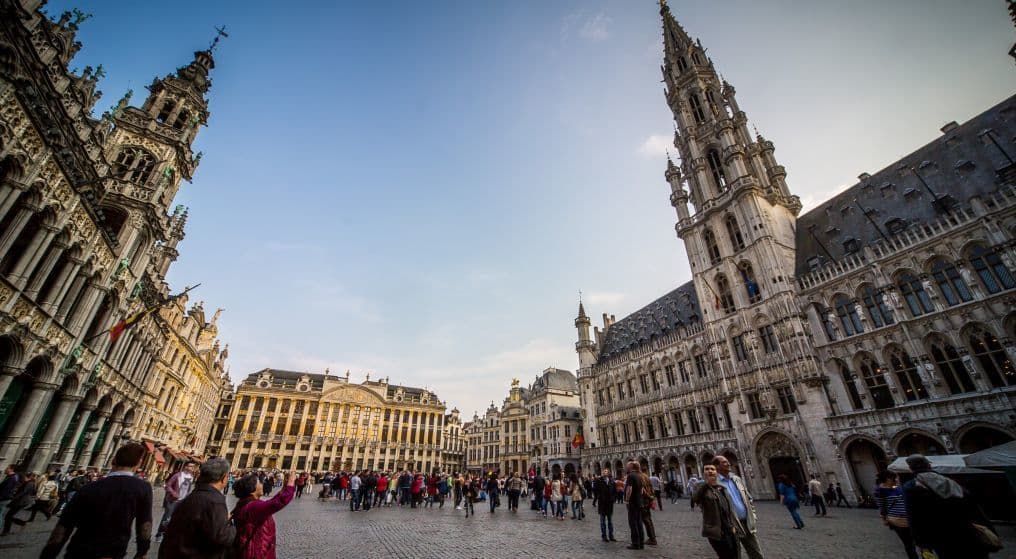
4, 489, 1016, 559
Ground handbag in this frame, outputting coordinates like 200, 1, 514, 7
971, 523, 1002, 552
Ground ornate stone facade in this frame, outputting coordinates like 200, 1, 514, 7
212, 369, 450, 473
525, 368, 581, 476
0, 1, 229, 476
575, 2, 1015, 501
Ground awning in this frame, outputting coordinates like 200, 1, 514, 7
964, 441, 1016, 469
888, 454, 999, 475
144, 441, 156, 454
187, 454, 205, 463
153, 451, 165, 464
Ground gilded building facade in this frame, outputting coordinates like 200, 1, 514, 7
576, 2, 1016, 501
213, 369, 449, 473
0, 1, 229, 475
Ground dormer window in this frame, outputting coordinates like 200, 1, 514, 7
843, 238, 860, 254
885, 218, 906, 235
156, 100, 176, 123
807, 256, 823, 272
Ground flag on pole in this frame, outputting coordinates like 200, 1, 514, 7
572, 433, 584, 448
104, 284, 201, 343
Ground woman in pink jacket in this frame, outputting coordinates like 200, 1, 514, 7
231, 471, 296, 559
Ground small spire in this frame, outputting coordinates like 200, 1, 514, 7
208, 25, 229, 53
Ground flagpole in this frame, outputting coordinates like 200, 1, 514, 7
86, 283, 202, 343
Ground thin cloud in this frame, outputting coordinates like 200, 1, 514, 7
587, 291, 626, 306
562, 11, 613, 42
638, 134, 672, 158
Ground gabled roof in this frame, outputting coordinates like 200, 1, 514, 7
795, 94, 1016, 277
598, 280, 701, 360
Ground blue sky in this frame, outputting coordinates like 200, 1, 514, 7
51, 0, 1015, 416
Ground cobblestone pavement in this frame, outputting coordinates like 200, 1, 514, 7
3, 489, 1016, 558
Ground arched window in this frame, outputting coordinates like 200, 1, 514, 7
725, 214, 744, 251
858, 354, 893, 410
929, 338, 975, 394
897, 272, 934, 317
708, 150, 727, 191
703, 228, 721, 265
156, 99, 175, 123
820, 305, 838, 342
968, 245, 1015, 294
968, 328, 1015, 388
887, 348, 928, 401
676, 57, 688, 73
739, 262, 761, 303
931, 258, 972, 306
834, 294, 863, 336
689, 94, 706, 124
112, 146, 156, 185
837, 361, 863, 411
692, 50, 703, 64
861, 285, 893, 328
172, 109, 191, 131
716, 275, 735, 314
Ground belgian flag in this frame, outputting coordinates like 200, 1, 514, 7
105, 284, 200, 343
572, 433, 584, 448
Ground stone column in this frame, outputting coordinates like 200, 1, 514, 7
0, 206, 34, 257
75, 410, 109, 468
27, 394, 83, 472
23, 237, 66, 298
68, 282, 105, 333
9, 224, 57, 288
0, 364, 20, 404
0, 380, 58, 465
0, 184, 26, 221
41, 257, 81, 315
94, 418, 125, 470
54, 273, 87, 324
58, 404, 95, 466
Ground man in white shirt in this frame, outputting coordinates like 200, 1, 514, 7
349, 472, 362, 511
808, 474, 827, 516
649, 472, 663, 510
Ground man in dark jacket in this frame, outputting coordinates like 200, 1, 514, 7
158, 458, 235, 559
903, 454, 997, 559
593, 468, 616, 542
532, 473, 546, 513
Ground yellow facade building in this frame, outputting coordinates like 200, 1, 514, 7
214, 369, 449, 473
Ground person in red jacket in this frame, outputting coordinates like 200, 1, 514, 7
231, 471, 296, 559
294, 473, 308, 499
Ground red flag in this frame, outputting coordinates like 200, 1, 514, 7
572, 433, 584, 448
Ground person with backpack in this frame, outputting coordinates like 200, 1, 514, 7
903, 454, 1000, 559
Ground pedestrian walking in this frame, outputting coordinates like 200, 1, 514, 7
874, 471, 918, 559
507, 473, 522, 511
349, 471, 362, 511
158, 457, 236, 559
808, 474, 826, 516
231, 471, 296, 559
570, 474, 585, 520
624, 461, 645, 550
594, 469, 616, 542
0, 465, 19, 530
2, 471, 36, 535
713, 455, 765, 559
649, 471, 663, 511
692, 463, 743, 559
903, 454, 999, 559
39, 443, 153, 559
775, 474, 804, 529
27, 473, 58, 522
463, 475, 477, 517
834, 483, 851, 507
295, 472, 307, 499
155, 461, 196, 540
687, 475, 701, 509
550, 473, 565, 519
638, 469, 657, 546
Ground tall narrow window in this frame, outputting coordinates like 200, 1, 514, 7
676, 57, 688, 73
156, 99, 176, 123
838, 362, 864, 411
861, 285, 893, 327
689, 94, 706, 124
834, 294, 863, 336
717, 275, 735, 313
776, 386, 797, 414
968, 245, 1015, 294
746, 392, 764, 419
732, 334, 748, 362
758, 324, 778, 354
704, 228, 721, 265
113, 146, 156, 185
929, 339, 975, 395
897, 272, 934, 316
694, 353, 708, 377
740, 263, 761, 303
968, 329, 1015, 388
859, 355, 894, 410
931, 258, 972, 306
888, 349, 929, 401
707, 150, 727, 190
726, 215, 745, 250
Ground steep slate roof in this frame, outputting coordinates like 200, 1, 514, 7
795, 94, 1016, 277
532, 369, 578, 392
243, 368, 427, 395
598, 280, 701, 360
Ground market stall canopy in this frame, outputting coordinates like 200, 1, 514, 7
964, 441, 1016, 469
888, 454, 999, 475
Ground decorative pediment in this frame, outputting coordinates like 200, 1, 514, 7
322, 385, 386, 406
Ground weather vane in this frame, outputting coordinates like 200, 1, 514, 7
209, 25, 229, 53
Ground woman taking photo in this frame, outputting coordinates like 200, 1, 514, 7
692, 464, 742, 559
775, 474, 804, 529
232, 470, 296, 559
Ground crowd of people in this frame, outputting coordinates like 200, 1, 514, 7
0, 445, 1004, 559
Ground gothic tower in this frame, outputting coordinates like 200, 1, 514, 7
659, 0, 836, 494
